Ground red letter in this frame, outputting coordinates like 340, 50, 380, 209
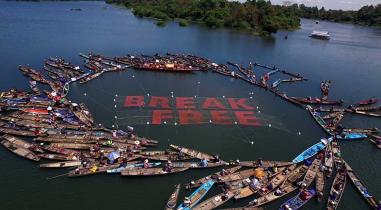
152, 110, 173, 124
176, 97, 196, 109
124, 96, 144, 107
228, 98, 254, 110
234, 111, 260, 126
148, 96, 170, 109
210, 110, 232, 124
202, 98, 226, 109
179, 110, 203, 124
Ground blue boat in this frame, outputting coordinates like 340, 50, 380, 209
336, 132, 367, 140
292, 137, 333, 163
279, 189, 316, 210
177, 180, 215, 210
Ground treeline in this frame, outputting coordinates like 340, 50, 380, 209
298, 4, 381, 27
106, 0, 301, 36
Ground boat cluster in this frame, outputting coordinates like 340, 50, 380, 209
0, 52, 380, 210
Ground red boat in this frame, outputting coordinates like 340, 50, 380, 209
22, 109, 49, 115
356, 97, 379, 106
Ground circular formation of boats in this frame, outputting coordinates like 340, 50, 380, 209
0, 52, 380, 210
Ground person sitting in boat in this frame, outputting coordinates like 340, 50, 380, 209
177, 150, 185, 160
212, 155, 220, 163
274, 188, 283, 196
254, 158, 263, 167
220, 168, 228, 176
143, 159, 150, 168
183, 197, 191, 207
119, 158, 128, 168
300, 190, 310, 200
162, 160, 173, 173
249, 177, 260, 189
200, 158, 208, 167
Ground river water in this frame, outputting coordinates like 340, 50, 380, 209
0, 1, 380, 210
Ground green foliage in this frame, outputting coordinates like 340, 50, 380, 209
156, 20, 166, 27
178, 19, 189, 27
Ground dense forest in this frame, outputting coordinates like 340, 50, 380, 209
106, 0, 302, 36
106, 0, 381, 35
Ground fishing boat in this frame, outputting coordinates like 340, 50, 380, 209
238, 160, 293, 168
79, 71, 104, 84
38, 153, 77, 161
233, 167, 287, 199
344, 161, 379, 208
340, 128, 379, 134
301, 158, 321, 188
165, 184, 181, 210
121, 167, 189, 176
331, 140, 343, 167
0, 127, 39, 137
248, 165, 309, 207
309, 30, 330, 40
1, 139, 40, 161
257, 164, 296, 197
2, 134, 44, 153
327, 167, 346, 210
279, 189, 316, 210
306, 105, 331, 134
335, 132, 367, 140
39, 160, 82, 168
177, 180, 215, 210
192, 191, 235, 210
184, 166, 241, 189
49, 143, 93, 150
354, 105, 381, 111
169, 144, 216, 161
345, 109, 381, 117
322, 112, 341, 120
69, 163, 122, 177
292, 137, 332, 163
291, 97, 343, 105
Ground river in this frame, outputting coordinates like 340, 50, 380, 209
0, 1, 380, 210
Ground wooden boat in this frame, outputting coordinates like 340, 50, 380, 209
169, 144, 215, 161
340, 128, 379, 134
369, 135, 381, 149
192, 191, 235, 210
354, 105, 381, 111
301, 158, 321, 188
316, 107, 345, 112
257, 164, 296, 196
2, 134, 44, 153
1, 139, 40, 161
238, 160, 293, 168
38, 153, 77, 161
39, 160, 82, 168
219, 168, 262, 183
0, 127, 39, 137
184, 166, 242, 189
324, 143, 334, 177
322, 112, 341, 120
316, 164, 325, 202
327, 167, 346, 210
79, 71, 104, 84
177, 180, 215, 210
281, 77, 307, 83
34, 136, 96, 144
248, 164, 309, 207
306, 105, 331, 134
331, 140, 343, 167
355, 97, 379, 107
29, 80, 41, 95
42, 144, 82, 156
234, 166, 288, 199
121, 167, 189, 176
345, 109, 381, 117
49, 143, 93, 150
171, 161, 226, 169
107, 162, 161, 173
335, 132, 367, 140
292, 137, 332, 163
279, 189, 316, 210
69, 163, 121, 177
165, 184, 181, 210
344, 161, 379, 208
290, 97, 343, 105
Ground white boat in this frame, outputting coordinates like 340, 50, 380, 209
309, 30, 330, 40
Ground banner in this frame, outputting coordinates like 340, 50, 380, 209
116, 95, 261, 126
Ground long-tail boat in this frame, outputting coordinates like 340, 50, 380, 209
344, 161, 379, 209
39, 160, 82, 168
1, 139, 40, 161
184, 166, 242, 189
324, 143, 334, 177
327, 165, 347, 210
165, 184, 181, 210
192, 191, 235, 210
2, 134, 44, 153
355, 97, 379, 107
292, 137, 332, 163
170, 144, 216, 161
316, 161, 325, 202
238, 160, 293, 168
121, 167, 189, 176
279, 189, 316, 210
291, 97, 343, 105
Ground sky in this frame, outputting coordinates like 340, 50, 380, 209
269, 0, 381, 10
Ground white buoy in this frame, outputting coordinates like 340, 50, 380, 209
234, 121, 238, 124
115, 94, 118, 97
114, 105, 117, 108
194, 95, 197, 98
112, 125, 115, 128
297, 131, 302, 135
147, 93, 150, 96
132, 75, 135, 78
209, 120, 212, 123
98, 124, 102, 126
258, 110, 261, 113
222, 96, 225, 98
113, 99, 116, 102
114, 116, 118, 119
84, 93, 87, 96
197, 81, 200, 84
174, 122, 177, 126
251, 141, 254, 145
164, 121, 167, 124
256, 106, 259, 109
250, 97, 253, 99
268, 124, 272, 127
146, 121, 150, 125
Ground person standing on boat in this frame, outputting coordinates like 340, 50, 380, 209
143, 159, 150, 168
200, 158, 208, 167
